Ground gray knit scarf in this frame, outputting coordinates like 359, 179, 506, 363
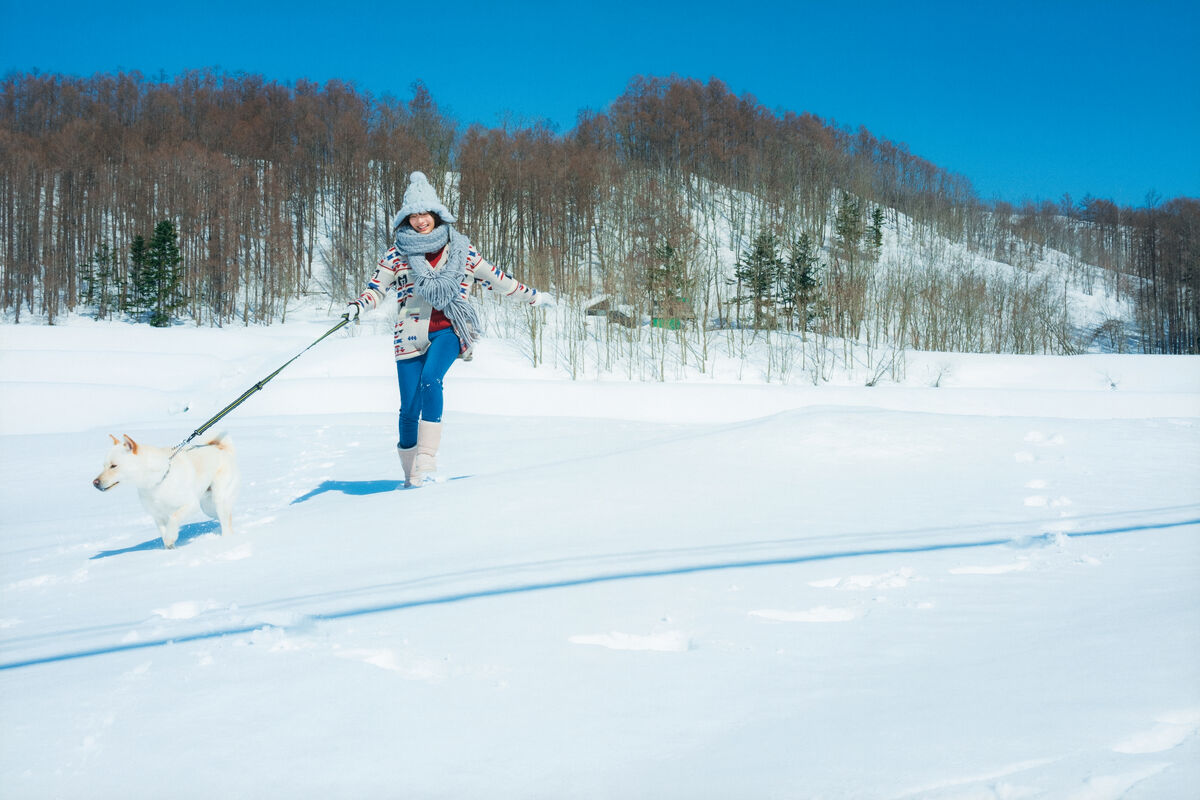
393, 223, 482, 350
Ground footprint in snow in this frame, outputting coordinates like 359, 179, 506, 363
334, 647, 445, 680
152, 600, 220, 620
5, 569, 88, 591
1061, 764, 1168, 799
809, 567, 917, 591
1015, 433, 1065, 466
750, 607, 860, 623
1111, 708, 1200, 754
1024, 431, 1065, 446
1023, 495, 1072, 508
949, 561, 1031, 575
1043, 517, 1079, 533
184, 543, 253, 567
568, 631, 690, 652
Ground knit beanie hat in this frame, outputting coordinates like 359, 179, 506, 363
392, 171, 457, 230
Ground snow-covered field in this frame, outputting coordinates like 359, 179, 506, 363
2, 311, 1198, 799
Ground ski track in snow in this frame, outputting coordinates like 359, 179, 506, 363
0, 495, 1180, 674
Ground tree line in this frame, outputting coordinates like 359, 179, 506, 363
1, 70, 1195, 354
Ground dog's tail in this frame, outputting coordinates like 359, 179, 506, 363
200, 431, 236, 453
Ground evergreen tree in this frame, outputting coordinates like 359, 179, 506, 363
779, 233, 823, 331
869, 206, 885, 258
732, 231, 782, 329
834, 195, 865, 263
80, 242, 119, 319
646, 242, 688, 314
127, 234, 149, 316
141, 220, 186, 326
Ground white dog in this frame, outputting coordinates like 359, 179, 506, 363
93, 432, 240, 548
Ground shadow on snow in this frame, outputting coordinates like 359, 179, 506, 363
90, 521, 220, 560
88, 477, 470, 561
290, 479, 406, 504
290, 477, 471, 503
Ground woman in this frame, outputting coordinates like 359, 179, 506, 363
346, 171, 554, 487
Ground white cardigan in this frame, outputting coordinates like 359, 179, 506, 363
354, 241, 540, 360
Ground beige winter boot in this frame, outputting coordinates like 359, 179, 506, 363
412, 420, 442, 486
397, 444, 418, 487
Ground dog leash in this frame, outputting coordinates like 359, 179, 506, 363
170, 315, 353, 458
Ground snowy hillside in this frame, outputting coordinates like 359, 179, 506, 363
1, 311, 1198, 799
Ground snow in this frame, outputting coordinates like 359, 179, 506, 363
2, 310, 1199, 799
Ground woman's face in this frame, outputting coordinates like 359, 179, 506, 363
408, 212, 436, 234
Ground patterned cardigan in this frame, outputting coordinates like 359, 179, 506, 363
353, 241, 540, 361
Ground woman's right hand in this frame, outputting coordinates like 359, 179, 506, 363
344, 301, 362, 322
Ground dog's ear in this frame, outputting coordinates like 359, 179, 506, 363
109, 434, 120, 446
122, 434, 138, 454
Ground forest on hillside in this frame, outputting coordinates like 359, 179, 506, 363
1, 70, 1196, 355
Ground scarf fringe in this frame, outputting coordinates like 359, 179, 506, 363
395, 224, 483, 350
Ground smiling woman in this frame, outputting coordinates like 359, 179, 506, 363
343, 171, 557, 487
406, 212, 437, 235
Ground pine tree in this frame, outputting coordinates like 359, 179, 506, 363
142, 220, 186, 326
732, 231, 782, 329
126, 234, 149, 316
779, 233, 823, 331
834, 195, 865, 262
646, 241, 691, 325
868, 206, 885, 259
80, 242, 119, 319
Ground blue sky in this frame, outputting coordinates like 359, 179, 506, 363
3, 0, 1196, 207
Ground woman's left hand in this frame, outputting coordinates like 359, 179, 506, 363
533, 292, 557, 309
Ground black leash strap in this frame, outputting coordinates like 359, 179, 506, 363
171, 315, 352, 457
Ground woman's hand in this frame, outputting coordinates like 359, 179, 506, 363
533, 292, 557, 309
344, 301, 362, 322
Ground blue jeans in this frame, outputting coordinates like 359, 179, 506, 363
396, 327, 461, 448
